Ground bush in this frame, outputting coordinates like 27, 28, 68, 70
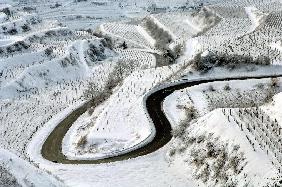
172, 105, 198, 138
192, 53, 212, 73
184, 105, 198, 121
44, 48, 53, 56
208, 85, 216, 92
21, 24, 31, 32
169, 132, 247, 185
223, 84, 231, 91
192, 52, 270, 73
76, 135, 87, 148
87, 107, 95, 115
171, 120, 188, 137
50, 2, 62, 8
83, 81, 102, 101
144, 17, 173, 49
0, 164, 20, 187
2, 8, 11, 16
87, 44, 106, 62
7, 29, 17, 35
270, 78, 279, 88
101, 37, 114, 50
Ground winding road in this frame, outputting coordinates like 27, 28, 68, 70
41, 74, 282, 164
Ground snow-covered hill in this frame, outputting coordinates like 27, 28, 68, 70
2, 0, 282, 186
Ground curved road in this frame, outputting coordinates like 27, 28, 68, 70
41, 74, 282, 164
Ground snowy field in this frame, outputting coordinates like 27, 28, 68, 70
1, 0, 282, 186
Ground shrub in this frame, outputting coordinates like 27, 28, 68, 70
223, 84, 231, 91
77, 135, 87, 148
87, 107, 95, 115
168, 148, 176, 157
7, 29, 17, 35
50, 2, 62, 8
144, 17, 173, 49
184, 105, 198, 121
2, 8, 11, 16
21, 24, 31, 32
0, 164, 20, 187
171, 120, 188, 137
192, 53, 212, 73
208, 85, 216, 92
83, 81, 102, 101
169, 132, 247, 185
270, 78, 279, 88
192, 52, 270, 73
44, 48, 53, 56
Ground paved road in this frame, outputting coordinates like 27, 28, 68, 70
41, 74, 281, 164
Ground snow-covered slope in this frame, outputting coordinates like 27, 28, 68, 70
168, 109, 277, 186
2, 0, 282, 186
0, 148, 64, 187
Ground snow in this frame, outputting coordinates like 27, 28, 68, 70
0, 38, 117, 99
164, 77, 282, 186
100, 23, 154, 50
245, 6, 268, 32
184, 18, 202, 33
0, 12, 7, 23
61, 63, 185, 160
182, 38, 201, 60
147, 15, 177, 41
0, 148, 64, 187
135, 25, 156, 47
262, 92, 282, 128
177, 109, 277, 186
164, 75, 282, 122
29, 145, 199, 187
0, 4, 12, 10
2, 0, 282, 186
0, 38, 20, 47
